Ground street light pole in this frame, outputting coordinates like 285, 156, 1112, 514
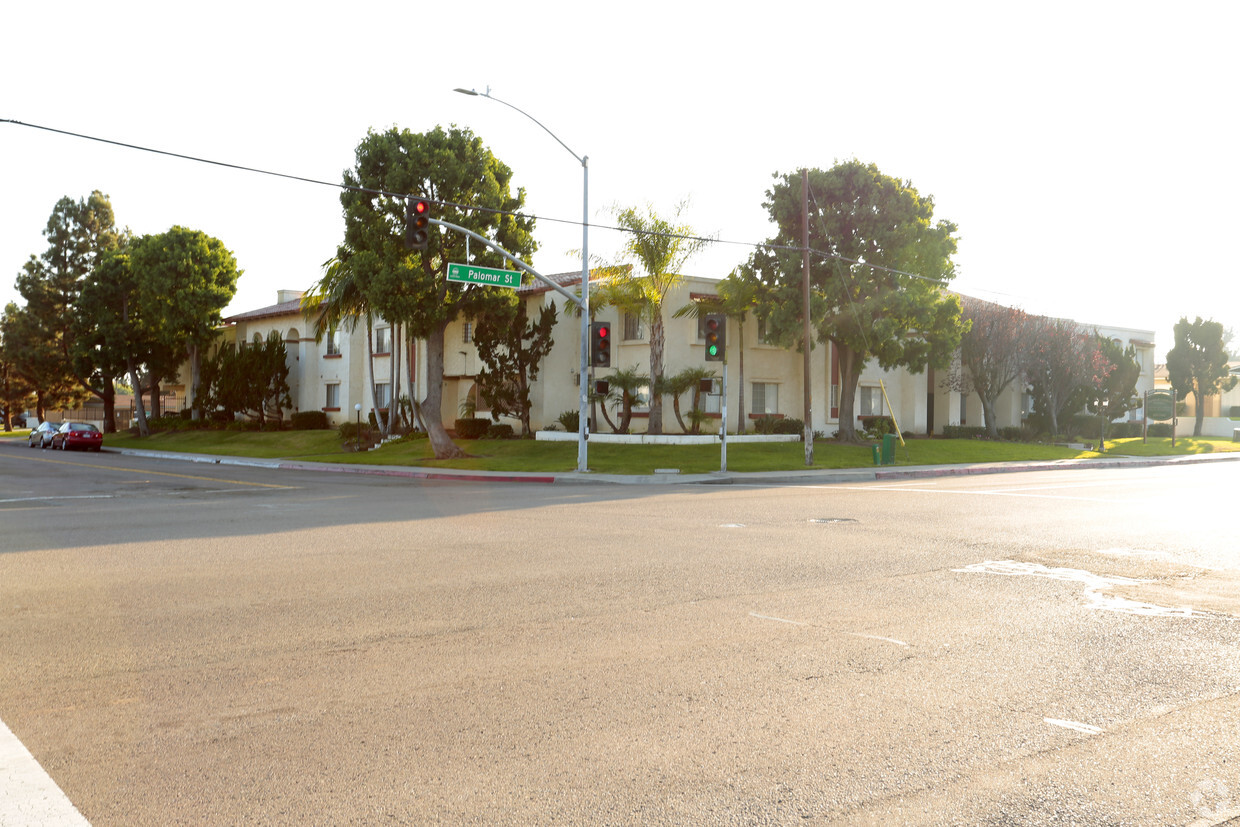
455, 87, 591, 473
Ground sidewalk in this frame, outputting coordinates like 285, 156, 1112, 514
107, 446, 1240, 486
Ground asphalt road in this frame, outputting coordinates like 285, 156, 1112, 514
1, 444, 1238, 825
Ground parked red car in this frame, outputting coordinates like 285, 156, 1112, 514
51, 421, 103, 452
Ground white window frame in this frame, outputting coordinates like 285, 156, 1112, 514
374, 327, 390, 354
326, 326, 341, 356
374, 382, 391, 410
325, 383, 340, 410
752, 382, 778, 415
623, 312, 645, 341
859, 386, 884, 417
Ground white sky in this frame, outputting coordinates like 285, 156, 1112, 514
3, 2, 1237, 362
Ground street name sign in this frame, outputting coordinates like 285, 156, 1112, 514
447, 263, 521, 288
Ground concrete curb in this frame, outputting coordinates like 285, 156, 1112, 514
104, 446, 1240, 486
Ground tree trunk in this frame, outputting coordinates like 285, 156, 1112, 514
981, 394, 1000, 439
150, 377, 162, 419
1193, 388, 1205, 436
101, 379, 116, 433
834, 343, 864, 443
736, 321, 746, 435
365, 314, 385, 438
128, 359, 150, 437
187, 343, 201, 420
648, 312, 665, 435
423, 322, 466, 459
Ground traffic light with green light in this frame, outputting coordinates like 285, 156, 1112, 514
704, 313, 725, 362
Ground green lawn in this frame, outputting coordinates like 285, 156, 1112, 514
12, 426, 1237, 474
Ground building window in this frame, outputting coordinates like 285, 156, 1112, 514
326, 326, 341, 356
701, 378, 721, 415
462, 322, 472, 344
374, 382, 391, 410
960, 393, 968, 425
756, 317, 777, 345
374, 327, 390, 354
859, 386, 884, 417
752, 382, 778, 415
623, 312, 645, 341
325, 383, 340, 410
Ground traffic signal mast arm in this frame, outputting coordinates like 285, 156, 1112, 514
420, 214, 583, 310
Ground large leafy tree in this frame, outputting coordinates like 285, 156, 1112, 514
0, 301, 82, 420
750, 162, 963, 443
948, 296, 1032, 439
335, 125, 536, 459
86, 248, 161, 436
1088, 334, 1140, 449
1166, 316, 1238, 436
597, 202, 711, 435
130, 227, 241, 419
200, 331, 292, 426
15, 191, 122, 421
472, 297, 558, 436
0, 306, 36, 430
1026, 317, 1098, 436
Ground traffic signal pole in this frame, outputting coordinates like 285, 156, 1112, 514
721, 361, 728, 473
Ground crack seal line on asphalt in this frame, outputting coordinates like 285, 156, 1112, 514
748, 613, 909, 646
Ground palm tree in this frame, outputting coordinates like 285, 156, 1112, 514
664, 366, 718, 433
301, 253, 401, 439
600, 203, 711, 435
596, 365, 648, 434
673, 269, 761, 433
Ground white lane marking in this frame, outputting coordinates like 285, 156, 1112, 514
0, 494, 113, 504
955, 560, 1202, 617
0, 716, 90, 825
749, 612, 809, 626
847, 633, 909, 647
1044, 717, 1104, 735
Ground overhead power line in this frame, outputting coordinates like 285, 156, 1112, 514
2, 118, 949, 281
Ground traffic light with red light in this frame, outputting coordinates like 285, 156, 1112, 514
704, 313, 725, 361
405, 198, 429, 250
590, 321, 611, 368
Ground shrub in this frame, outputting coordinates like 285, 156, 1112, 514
291, 411, 329, 430
485, 423, 515, 440
338, 422, 374, 443
557, 410, 580, 433
773, 417, 804, 436
1230, 405, 1240, 418
998, 426, 1023, 442
1147, 423, 1173, 438
454, 418, 489, 439
941, 425, 987, 440
858, 415, 895, 437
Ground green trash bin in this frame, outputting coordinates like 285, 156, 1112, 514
881, 433, 896, 465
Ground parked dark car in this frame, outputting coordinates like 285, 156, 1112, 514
51, 421, 103, 452
28, 421, 59, 449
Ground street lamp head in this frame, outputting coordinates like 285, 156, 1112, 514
453, 88, 479, 96
354, 403, 362, 412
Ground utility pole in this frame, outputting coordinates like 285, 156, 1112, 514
802, 168, 814, 466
